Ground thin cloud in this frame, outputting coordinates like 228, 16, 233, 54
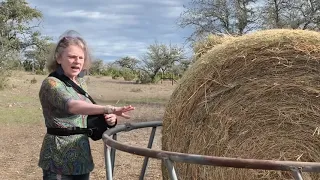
27, 0, 192, 62
49, 9, 139, 24
63, 10, 107, 19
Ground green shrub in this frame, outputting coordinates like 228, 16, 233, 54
100, 69, 111, 76
112, 71, 121, 79
121, 69, 136, 81
153, 75, 161, 83
137, 72, 152, 84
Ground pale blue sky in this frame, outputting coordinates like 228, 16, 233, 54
26, 0, 193, 62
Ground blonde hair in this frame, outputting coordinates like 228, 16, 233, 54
46, 36, 92, 73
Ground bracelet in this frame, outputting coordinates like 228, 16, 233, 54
104, 105, 115, 114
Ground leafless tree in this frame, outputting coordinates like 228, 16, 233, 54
179, 0, 320, 41
178, 0, 259, 41
260, 0, 320, 30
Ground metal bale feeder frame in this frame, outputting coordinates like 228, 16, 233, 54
102, 121, 320, 180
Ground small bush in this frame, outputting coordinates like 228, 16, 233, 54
137, 72, 152, 84
152, 75, 161, 83
99, 68, 122, 77
112, 71, 121, 79
100, 69, 111, 76
30, 77, 37, 84
121, 69, 136, 81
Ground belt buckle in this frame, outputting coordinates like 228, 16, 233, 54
87, 129, 93, 137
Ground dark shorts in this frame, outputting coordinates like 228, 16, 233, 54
42, 169, 90, 180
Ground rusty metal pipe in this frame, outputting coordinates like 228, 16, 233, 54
102, 121, 320, 173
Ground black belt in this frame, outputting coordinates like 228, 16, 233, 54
47, 127, 94, 136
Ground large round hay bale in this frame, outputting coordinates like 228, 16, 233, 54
162, 29, 320, 180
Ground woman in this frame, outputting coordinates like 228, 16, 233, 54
38, 30, 135, 180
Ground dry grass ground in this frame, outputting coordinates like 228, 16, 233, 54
0, 71, 176, 180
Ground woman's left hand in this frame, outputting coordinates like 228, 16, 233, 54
104, 114, 117, 126
113, 105, 135, 119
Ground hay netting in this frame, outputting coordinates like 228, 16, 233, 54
161, 29, 320, 180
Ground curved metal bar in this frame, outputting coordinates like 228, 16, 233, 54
102, 121, 320, 173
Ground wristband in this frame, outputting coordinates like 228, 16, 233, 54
104, 105, 115, 114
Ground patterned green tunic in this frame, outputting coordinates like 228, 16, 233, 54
38, 75, 94, 175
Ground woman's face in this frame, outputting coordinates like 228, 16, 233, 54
57, 45, 85, 80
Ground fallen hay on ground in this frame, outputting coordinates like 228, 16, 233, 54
162, 29, 320, 180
